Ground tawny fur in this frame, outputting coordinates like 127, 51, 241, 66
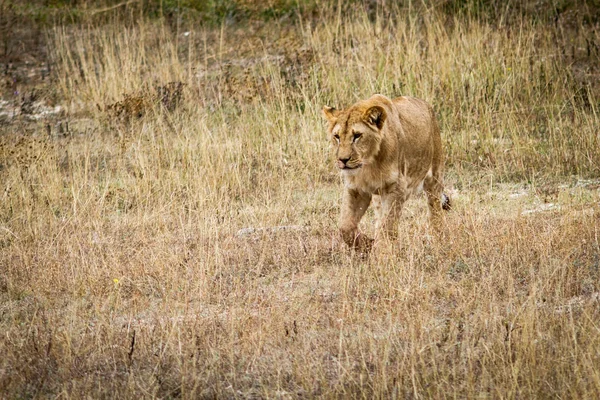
323, 94, 449, 250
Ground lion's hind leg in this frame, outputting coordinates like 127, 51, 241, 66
423, 171, 448, 223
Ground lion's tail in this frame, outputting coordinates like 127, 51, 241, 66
441, 193, 451, 211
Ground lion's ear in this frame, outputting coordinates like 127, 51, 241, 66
363, 106, 386, 130
322, 106, 339, 122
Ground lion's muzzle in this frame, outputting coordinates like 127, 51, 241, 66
337, 159, 361, 170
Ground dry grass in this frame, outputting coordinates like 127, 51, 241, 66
1, 1, 600, 398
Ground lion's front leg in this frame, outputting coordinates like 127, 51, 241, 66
340, 189, 372, 250
377, 185, 408, 240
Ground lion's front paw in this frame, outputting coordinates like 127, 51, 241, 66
353, 233, 374, 254
340, 229, 369, 250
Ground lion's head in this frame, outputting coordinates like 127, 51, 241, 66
322, 99, 387, 174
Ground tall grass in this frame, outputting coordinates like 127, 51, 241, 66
52, 4, 599, 179
1, 2, 599, 398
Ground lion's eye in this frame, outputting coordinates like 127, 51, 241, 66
353, 133, 362, 142
334, 134, 340, 141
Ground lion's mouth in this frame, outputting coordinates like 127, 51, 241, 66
338, 163, 362, 170
336, 158, 363, 170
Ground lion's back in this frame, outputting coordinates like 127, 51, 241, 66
392, 96, 434, 129
390, 96, 439, 151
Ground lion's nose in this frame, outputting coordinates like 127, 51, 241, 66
338, 157, 350, 165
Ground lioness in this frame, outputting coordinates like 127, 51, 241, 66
323, 94, 450, 250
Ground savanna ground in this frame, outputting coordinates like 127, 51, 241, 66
1, 0, 599, 397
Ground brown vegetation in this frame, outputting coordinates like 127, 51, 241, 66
1, 0, 599, 397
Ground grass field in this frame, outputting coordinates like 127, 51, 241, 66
1, 0, 599, 397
